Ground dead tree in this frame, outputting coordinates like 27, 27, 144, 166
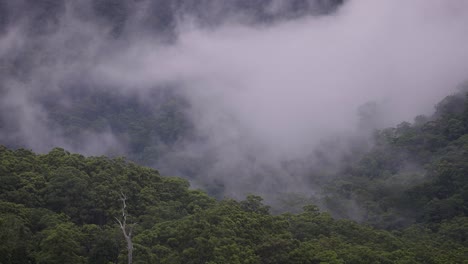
115, 192, 135, 264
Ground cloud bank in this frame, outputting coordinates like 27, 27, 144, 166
1, 0, 468, 198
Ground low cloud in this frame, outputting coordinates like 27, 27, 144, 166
1, 0, 468, 198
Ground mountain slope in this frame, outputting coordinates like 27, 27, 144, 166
323, 90, 468, 231
1, 145, 467, 263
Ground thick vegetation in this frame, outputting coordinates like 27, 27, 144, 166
1, 1, 467, 262
324, 91, 468, 233
42, 87, 193, 166
1, 135, 467, 263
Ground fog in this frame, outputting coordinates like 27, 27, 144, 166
1, 0, 468, 199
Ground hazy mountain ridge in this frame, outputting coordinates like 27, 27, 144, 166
1, 127, 467, 262
1, 3, 468, 262
321, 88, 468, 228
0, 0, 344, 37
0, 0, 347, 196
1, 0, 468, 209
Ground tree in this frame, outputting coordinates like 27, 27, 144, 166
115, 192, 135, 264
35, 222, 85, 264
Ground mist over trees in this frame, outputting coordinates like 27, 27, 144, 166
1, 120, 468, 263
1, 0, 468, 263
2, 0, 468, 200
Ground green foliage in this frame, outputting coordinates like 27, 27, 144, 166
2, 120, 468, 264
0, 202, 33, 264
35, 222, 86, 264
324, 92, 468, 232
44, 88, 193, 166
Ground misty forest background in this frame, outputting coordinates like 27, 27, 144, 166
1, 0, 468, 263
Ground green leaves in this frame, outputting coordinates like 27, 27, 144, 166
1, 144, 468, 263
36, 222, 86, 264
0, 206, 33, 264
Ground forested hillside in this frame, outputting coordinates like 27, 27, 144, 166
322, 90, 468, 231
0, 0, 346, 191
1, 143, 467, 263
42, 87, 193, 166
2, 0, 468, 263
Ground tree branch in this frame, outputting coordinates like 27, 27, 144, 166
116, 192, 134, 264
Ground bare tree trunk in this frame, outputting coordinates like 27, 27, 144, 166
115, 192, 134, 264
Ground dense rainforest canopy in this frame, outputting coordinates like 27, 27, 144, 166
1, 90, 468, 263
1, 0, 468, 263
